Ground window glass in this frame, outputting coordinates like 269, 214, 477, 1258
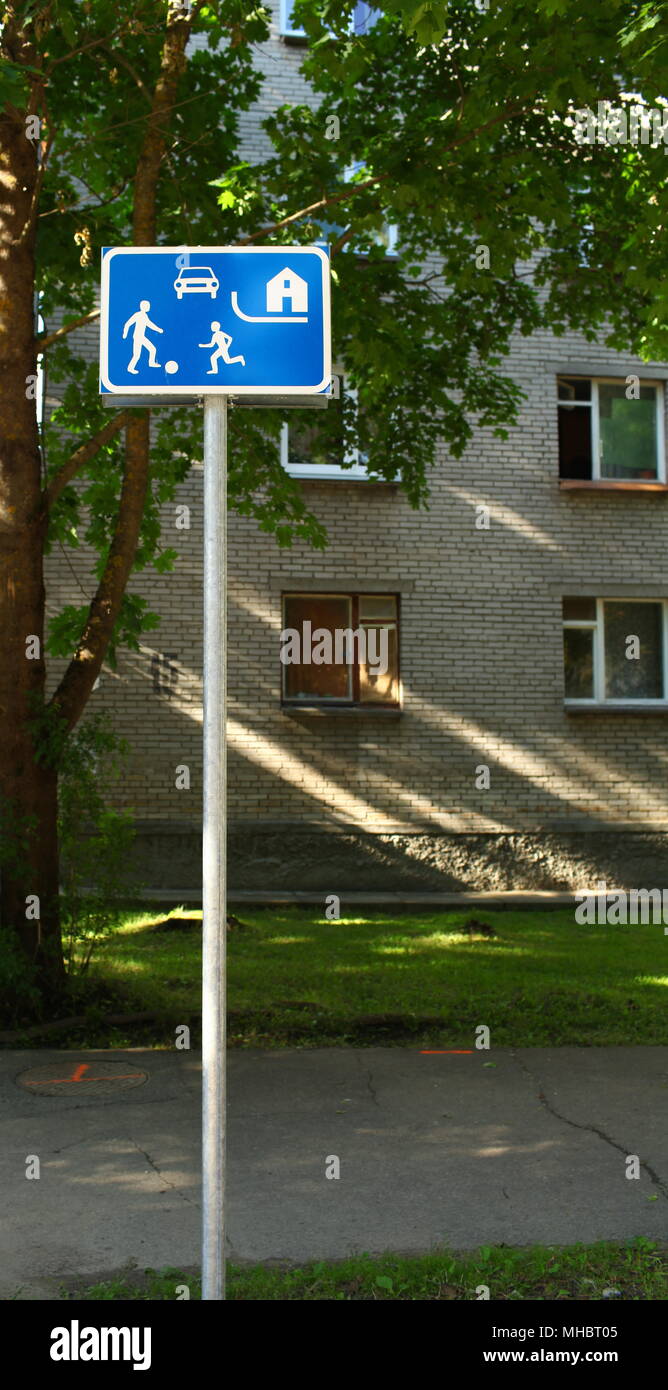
564, 628, 594, 698
558, 377, 591, 402
604, 601, 663, 698
286, 404, 343, 471
360, 626, 399, 703
359, 596, 397, 620
353, 2, 382, 33
284, 379, 369, 475
598, 384, 657, 479
558, 397, 592, 478
283, 595, 351, 700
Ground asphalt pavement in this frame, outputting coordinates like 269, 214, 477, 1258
1, 1046, 666, 1298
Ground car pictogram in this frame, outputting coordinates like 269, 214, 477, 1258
173, 266, 219, 299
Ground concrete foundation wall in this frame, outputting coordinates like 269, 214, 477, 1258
124, 822, 668, 894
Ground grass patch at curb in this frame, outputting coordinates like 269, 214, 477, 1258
54, 1239, 667, 1301
12, 903, 666, 1049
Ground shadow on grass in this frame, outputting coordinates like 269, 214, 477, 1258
4, 906, 668, 1049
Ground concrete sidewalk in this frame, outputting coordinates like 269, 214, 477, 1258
1, 1046, 667, 1298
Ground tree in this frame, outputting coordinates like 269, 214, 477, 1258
1, 0, 665, 1007
1, 0, 278, 998
217, 0, 667, 485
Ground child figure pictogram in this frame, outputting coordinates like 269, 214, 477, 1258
199, 321, 246, 373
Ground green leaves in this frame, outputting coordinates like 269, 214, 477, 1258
58, 712, 136, 975
403, 4, 447, 46
47, 605, 92, 661
109, 594, 161, 665
52, 1, 79, 48
0, 58, 41, 110
8, 0, 668, 683
152, 548, 179, 575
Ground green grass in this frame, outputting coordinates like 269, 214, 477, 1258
30, 902, 668, 1049
56, 1239, 667, 1301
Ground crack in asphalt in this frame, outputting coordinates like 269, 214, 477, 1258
128, 1140, 194, 1204
50, 1138, 93, 1155
366, 1072, 380, 1108
512, 1052, 668, 1201
353, 1051, 380, 1107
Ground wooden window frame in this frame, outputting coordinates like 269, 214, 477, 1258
281, 591, 401, 708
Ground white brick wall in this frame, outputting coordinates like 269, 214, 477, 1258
43, 7, 668, 844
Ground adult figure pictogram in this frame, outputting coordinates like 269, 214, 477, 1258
123, 299, 164, 373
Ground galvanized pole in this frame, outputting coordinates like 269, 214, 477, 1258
202, 395, 227, 1301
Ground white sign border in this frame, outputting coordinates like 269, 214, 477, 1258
99, 245, 331, 396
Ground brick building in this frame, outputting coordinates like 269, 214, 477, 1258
46, 3, 668, 894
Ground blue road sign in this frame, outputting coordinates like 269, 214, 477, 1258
100, 246, 331, 397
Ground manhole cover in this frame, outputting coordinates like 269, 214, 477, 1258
17, 1061, 148, 1097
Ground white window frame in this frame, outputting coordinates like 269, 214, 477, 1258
564, 597, 668, 707
558, 376, 666, 482
281, 374, 370, 480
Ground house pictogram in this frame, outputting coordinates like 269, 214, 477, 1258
266, 267, 308, 314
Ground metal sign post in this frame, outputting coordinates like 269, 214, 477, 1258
201, 395, 227, 1301
99, 243, 330, 1306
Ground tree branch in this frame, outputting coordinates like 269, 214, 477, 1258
331, 226, 355, 254
37, 308, 100, 350
50, 0, 197, 732
11, 65, 52, 245
238, 173, 392, 243
240, 102, 534, 246
48, 417, 152, 732
44, 410, 131, 511
72, 90, 206, 146
102, 47, 153, 105
44, 34, 117, 74
38, 178, 129, 220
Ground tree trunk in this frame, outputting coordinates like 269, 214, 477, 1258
1, 4, 195, 1006
0, 101, 65, 989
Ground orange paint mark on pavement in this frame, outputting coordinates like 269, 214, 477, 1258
24, 1066, 141, 1085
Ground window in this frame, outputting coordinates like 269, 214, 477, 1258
280, 0, 381, 38
558, 377, 665, 482
281, 593, 400, 706
315, 164, 399, 259
279, 0, 307, 37
352, 2, 380, 33
281, 374, 369, 479
563, 598, 667, 705
343, 161, 399, 258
